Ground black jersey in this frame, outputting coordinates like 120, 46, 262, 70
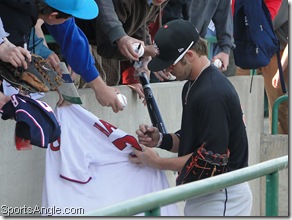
178, 65, 248, 171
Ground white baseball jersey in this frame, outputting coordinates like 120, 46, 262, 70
42, 104, 179, 216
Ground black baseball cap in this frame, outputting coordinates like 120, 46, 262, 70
148, 19, 200, 72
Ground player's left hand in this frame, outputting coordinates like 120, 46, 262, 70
129, 146, 160, 169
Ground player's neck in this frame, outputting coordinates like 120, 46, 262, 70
190, 57, 210, 81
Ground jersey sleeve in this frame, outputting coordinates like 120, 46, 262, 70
52, 105, 93, 184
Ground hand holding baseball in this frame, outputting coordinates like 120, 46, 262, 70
213, 59, 222, 69
212, 52, 229, 71
132, 43, 144, 58
116, 36, 144, 61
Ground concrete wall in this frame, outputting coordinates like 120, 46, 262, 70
260, 134, 288, 216
0, 76, 273, 216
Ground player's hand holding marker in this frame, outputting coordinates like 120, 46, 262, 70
136, 124, 161, 148
130, 123, 160, 167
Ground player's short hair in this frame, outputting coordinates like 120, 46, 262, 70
190, 37, 208, 57
34, 0, 71, 19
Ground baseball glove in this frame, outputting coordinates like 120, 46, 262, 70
176, 143, 230, 185
0, 54, 63, 93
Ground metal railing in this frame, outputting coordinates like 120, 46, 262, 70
84, 155, 288, 217
271, 94, 289, 134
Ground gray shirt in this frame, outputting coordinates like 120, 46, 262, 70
189, 0, 233, 54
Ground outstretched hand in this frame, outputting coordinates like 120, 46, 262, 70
127, 83, 146, 106
88, 76, 124, 113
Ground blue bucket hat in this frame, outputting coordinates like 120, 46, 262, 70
44, 0, 99, 20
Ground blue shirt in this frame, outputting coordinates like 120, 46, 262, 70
45, 18, 99, 82
28, 28, 52, 59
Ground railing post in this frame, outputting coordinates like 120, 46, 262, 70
272, 95, 288, 134
266, 171, 279, 216
144, 207, 160, 216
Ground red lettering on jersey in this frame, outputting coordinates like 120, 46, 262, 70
113, 135, 142, 151
93, 120, 117, 137
50, 137, 61, 151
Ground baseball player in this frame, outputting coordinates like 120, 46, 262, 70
130, 20, 253, 216
42, 104, 180, 216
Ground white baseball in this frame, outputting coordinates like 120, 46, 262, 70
132, 43, 144, 58
117, 93, 127, 108
213, 59, 222, 68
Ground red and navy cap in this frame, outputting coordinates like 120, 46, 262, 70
148, 19, 200, 72
0, 94, 61, 148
